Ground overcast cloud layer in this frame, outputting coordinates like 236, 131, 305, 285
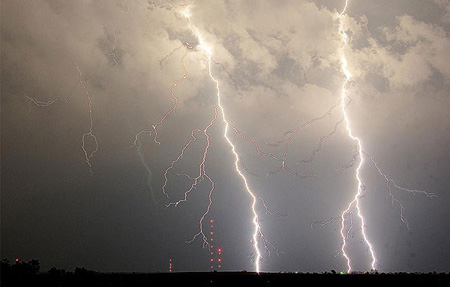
2, 0, 450, 272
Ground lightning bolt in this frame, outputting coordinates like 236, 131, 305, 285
181, 8, 264, 272
336, 0, 436, 272
24, 1, 437, 274
228, 104, 343, 180
296, 117, 345, 165
363, 151, 436, 229
135, 136, 157, 205
107, 27, 119, 65
133, 6, 265, 272
337, 0, 377, 273
77, 65, 99, 175
130, 49, 189, 149
27, 64, 98, 175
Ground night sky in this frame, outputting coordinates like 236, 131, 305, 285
2, 0, 450, 273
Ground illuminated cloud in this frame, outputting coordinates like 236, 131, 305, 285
2, 0, 449, 273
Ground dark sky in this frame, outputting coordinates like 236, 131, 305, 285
2, 0, 450, 273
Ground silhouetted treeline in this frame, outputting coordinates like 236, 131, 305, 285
1, 259, 99, 287
1, 258, 449, 287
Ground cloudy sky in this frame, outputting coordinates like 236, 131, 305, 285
2, 0, 450, 273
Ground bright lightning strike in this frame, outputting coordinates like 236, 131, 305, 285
336, 0, 435, 272
337, 0, 377, 273
136, 6, 266, 272
180, 8, 264, 273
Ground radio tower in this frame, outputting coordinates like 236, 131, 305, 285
209, 219, 223, 270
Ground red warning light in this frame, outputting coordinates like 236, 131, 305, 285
169, 258, 173, 272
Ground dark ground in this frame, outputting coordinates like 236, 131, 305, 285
2, 260, 449, 287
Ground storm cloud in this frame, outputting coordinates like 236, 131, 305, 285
2, 0, 450, 273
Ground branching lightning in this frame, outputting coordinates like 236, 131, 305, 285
337, 0, 377, 273
296, 117, 345, 165
27, 64, 98, 175
180, 9, 264, 272
25, 0, 439, 273
77, 65, 99, 175
131, 6, 268, 272
228, 102, 344, 180
336, 0, 435, 272
364, 152, 436, 229
130, 50, 189, 148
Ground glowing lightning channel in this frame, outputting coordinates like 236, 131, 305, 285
130, 50, 189, 149
338, 1, 377, 273
77, 64, 99, 175
363, 151, 436, 229
182, 9, 263, 273
27, 64, 98, 175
